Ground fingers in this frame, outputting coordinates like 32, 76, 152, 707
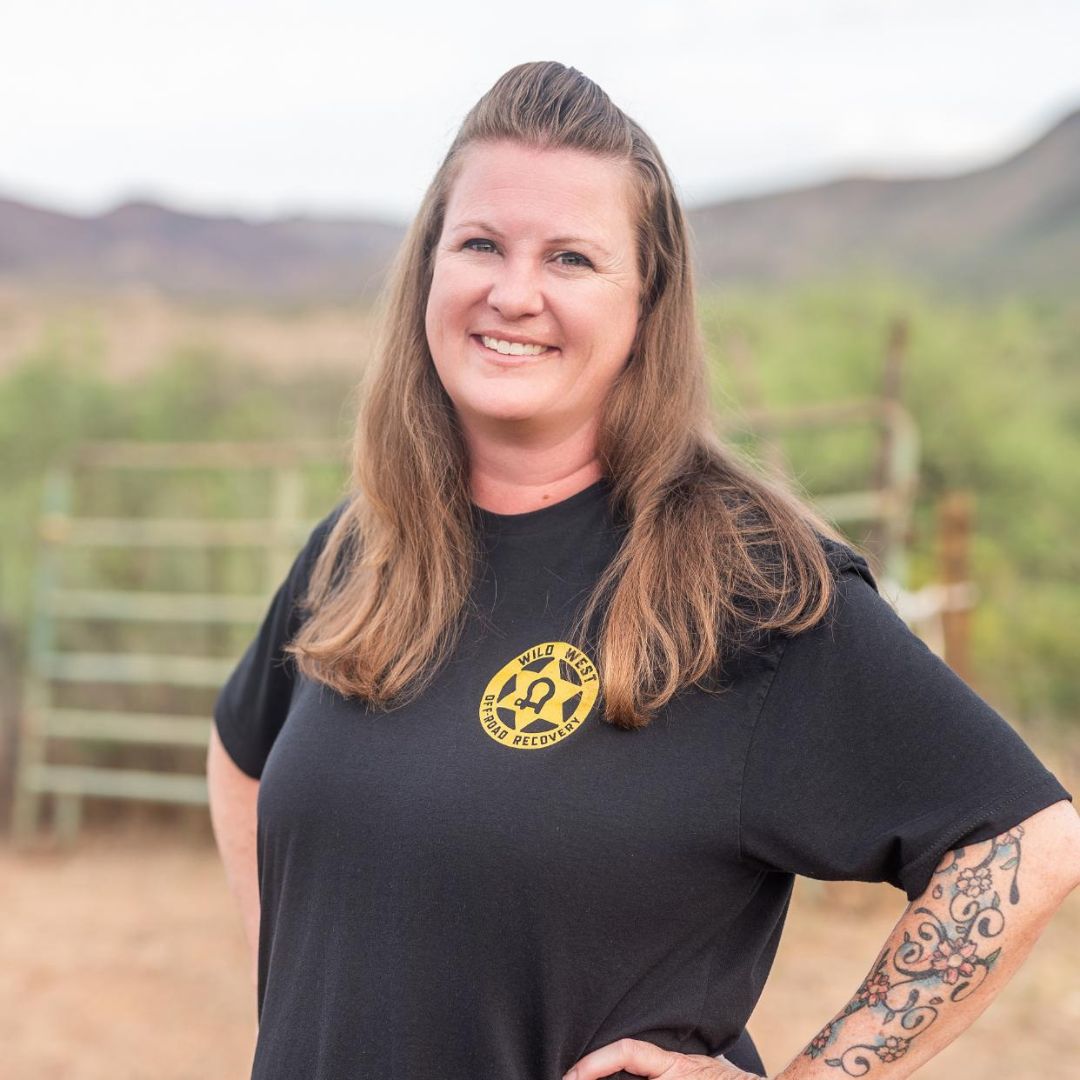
564, 1036, 680, 1079
714, 1056, 765, 1079
563, 1038, 766, 1080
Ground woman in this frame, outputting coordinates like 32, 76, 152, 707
207, 62, 1078, 1080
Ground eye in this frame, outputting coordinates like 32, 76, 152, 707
462, 238, 497, 253
556, 251, 593, 269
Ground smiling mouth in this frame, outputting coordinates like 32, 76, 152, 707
472, 334, 557, 358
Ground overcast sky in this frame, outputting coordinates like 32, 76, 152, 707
2, 0, 1077, 223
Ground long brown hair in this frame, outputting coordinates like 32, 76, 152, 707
287, 60, 849, 729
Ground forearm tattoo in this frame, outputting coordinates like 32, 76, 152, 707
800, 826, 1025, 1074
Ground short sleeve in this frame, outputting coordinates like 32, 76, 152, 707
738, 543, 1073, 902
212, 499, 349, 779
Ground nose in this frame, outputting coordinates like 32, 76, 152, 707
486, 255, 545, 320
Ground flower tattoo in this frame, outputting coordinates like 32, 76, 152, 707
930, 935, 979, 984
802, 827, 1022, 1074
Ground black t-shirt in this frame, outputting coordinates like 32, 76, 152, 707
213, 478, 1071, 1080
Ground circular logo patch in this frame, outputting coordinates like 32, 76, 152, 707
479, 641, 600, 750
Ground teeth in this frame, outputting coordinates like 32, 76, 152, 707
480, 335, 550, 357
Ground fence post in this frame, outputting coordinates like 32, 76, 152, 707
938, 490, 974, 685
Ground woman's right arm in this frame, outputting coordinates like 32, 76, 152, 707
207, 725, 261, 991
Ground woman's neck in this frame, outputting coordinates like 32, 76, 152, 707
468, 457, 605, 516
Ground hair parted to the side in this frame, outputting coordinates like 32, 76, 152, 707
286, 60, 852, 728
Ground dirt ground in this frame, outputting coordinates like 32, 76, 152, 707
2, 819, 1077, 1080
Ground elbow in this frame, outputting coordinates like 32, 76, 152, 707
1031, 800, 1080, 901
1064, 816, 1080, 895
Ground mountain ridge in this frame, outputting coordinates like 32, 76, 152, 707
2, 106, 1077, 301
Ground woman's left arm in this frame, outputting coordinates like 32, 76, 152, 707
772, 798, 1079, 1079
564, 799, 1080, 1080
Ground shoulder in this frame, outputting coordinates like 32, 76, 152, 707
815, 532, 879, 594
289, 496, 354, 594
308, 496, 351, 552
302, 496, 352, 556
770, 532, 912, 665
808, 532, 891, 639
724, 528, 881, 672
770, 534, 946, 697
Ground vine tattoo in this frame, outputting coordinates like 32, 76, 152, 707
800, 826, 1025, 1074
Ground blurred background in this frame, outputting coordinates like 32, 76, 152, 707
1, 1, 1077, 1077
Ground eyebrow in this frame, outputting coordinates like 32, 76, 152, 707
449, 219, 613, 259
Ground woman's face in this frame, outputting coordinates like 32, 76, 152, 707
425, 140, 642, 441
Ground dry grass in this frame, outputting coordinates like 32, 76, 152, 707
0, 284, 377, 382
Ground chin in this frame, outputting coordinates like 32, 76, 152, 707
452, 383, 540, 421
475, 404, 542, 425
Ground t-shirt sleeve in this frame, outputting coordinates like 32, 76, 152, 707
738, 543, 1073, 902
212, 499, 349, 779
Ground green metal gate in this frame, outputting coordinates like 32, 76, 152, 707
12, 439, 346, 844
